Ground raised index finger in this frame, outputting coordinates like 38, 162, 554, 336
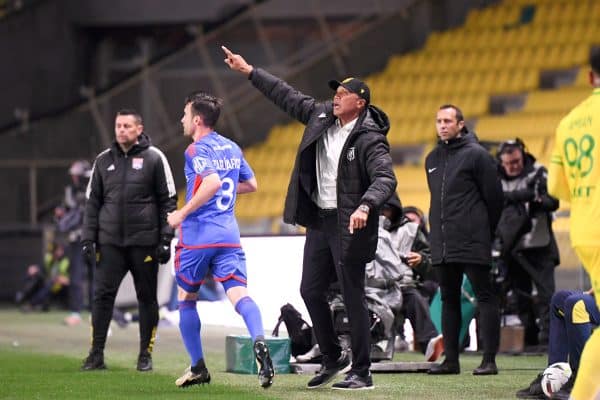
221, 45, 233, 56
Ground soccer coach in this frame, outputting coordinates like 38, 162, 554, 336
223, 45, 396, 390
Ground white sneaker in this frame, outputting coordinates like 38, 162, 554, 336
295, 344, 321, 362
394, 336, 409, 352
425, 334, 444, 362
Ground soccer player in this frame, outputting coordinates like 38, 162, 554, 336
167, 92, 274, 389
548, 48, 600, 400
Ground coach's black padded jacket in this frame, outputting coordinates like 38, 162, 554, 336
249, 68, 397, 263
82, 133, 177, 247
425, 130, 503, 266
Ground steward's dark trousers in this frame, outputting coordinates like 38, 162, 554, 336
438, 263, 500, 363
300, 212, 371, 377
91, 245, 158, 355
400, 286, 439, 349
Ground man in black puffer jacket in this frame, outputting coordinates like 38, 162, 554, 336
80, 109, 177, 372
425, 104, 504, 376
223, 46, 396, 390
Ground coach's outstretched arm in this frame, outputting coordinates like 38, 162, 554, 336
222, 45, 316, 125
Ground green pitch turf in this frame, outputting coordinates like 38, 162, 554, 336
0, 309, 545, 399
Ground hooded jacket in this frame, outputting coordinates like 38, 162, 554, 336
425, 130, 503, 266
382, 194, 433, 285
498, 152, 559, 263
82, 133, 177, 247
250, 68, 397, 263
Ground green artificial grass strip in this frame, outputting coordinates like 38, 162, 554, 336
0, 349, 273, 400
0, 309, 547, 399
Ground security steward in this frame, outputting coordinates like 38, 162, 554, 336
80, 109, 177, 372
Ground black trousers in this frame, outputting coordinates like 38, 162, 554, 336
506, 248, 556, 345
438, 263, 500, 363
399, 286, 439, 350
91, 245, 158, 355
300, 213, 371, 377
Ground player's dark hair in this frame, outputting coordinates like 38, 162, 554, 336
439, 104, 464, 122
185, 91, 223, 128
116, 109, 143, 125
590, 47, 600, 76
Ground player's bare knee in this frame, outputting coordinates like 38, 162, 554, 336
177, 286, 198, 301
227, 286, 248, 306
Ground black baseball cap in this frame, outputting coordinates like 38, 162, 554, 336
328, 77, 370, 104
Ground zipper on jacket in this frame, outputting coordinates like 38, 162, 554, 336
440, 149, 448, 260
119, 153, 128, 243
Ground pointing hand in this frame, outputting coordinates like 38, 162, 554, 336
222, 45, 254, 76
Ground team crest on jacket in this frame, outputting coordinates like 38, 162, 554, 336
132, 158, 144, 170
347, 147, 356, 162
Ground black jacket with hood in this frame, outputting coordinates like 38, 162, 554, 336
249, 68, 397, 263
82, 133, 177, 247
498, 152, 559, 263
425, 129, 503, 266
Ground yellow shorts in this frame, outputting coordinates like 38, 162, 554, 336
574, 246, 600, 309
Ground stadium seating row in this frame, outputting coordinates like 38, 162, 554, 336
465, 0, 600, 29
427, 24, 599, 51
384, 44, 589, 74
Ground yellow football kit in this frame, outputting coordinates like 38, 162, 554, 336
548, 87, 600, 400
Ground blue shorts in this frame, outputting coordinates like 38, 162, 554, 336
174, 245, 248, 293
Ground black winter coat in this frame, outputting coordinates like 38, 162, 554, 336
425, 130, 503, 266
82, 133, 177, 247
498, 152, 560, 264
250, 68, 397, 263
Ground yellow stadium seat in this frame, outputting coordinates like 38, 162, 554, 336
523, 87, 590, 114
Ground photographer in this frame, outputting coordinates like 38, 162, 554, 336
496, 138, 560, 348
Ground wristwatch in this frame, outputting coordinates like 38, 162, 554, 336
358, 204, 370, 214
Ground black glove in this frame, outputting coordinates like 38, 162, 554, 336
81, 241, 95, 267
155, 236, 172, 264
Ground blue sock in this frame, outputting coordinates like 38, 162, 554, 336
178, 300, 203, 366
235, 296, 264, 341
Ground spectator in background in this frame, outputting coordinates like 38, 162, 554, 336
223, 45, 396, 390
80, 109, 177, 372
55, 160, 92, 327
495, 138, 559, 349
516, 289, 599, 400
379, 194, 444, 362
401, 205, 438, 301
15, 241, 70, 311
425, 104, 503, 376
403, 206, 429, 238
548, 47, 600, 400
